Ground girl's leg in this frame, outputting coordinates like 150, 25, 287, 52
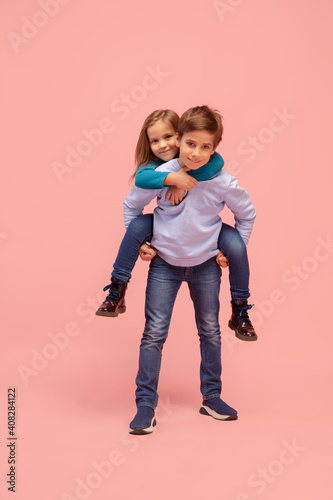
218, 224, 257, 341
112, 213, 153, 283
218, 223, 250, 301
96, 214, 153, 317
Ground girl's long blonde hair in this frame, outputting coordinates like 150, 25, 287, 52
129, 109, 179, 183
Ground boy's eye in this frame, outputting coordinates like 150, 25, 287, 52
187, 142, 194, 147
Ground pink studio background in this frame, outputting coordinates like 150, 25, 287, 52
1, 1, 332, 499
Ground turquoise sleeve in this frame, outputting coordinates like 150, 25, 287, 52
135, 162, 169, 189
188, 152, 224, 182
135, 152, 224, 189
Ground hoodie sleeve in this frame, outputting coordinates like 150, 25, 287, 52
123, 185, 159, 229
223, 176, 256, 245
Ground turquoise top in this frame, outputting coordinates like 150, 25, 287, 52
135, 152, 224, 189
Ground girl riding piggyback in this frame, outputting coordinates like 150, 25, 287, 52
96, 109, 257, 341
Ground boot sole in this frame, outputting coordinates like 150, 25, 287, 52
129, 417, 156, 435
228, 320, 258, 341
199, 406, 238, 421
95, 306, 126, 318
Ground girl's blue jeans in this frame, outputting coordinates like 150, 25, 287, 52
135, 255, 222, 409
111, 213, 250, 301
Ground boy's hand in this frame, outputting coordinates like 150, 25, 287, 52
164, 170, 198, 190
139, 242, 157, 261
216, 251, 229, 268
166, 186, 186, 206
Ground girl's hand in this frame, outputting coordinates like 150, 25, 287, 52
166, 186, 185, 205
216, 251, 229, 268
164, 170, 198, 190
139, 242, 157, 261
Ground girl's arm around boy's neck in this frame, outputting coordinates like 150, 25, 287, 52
135, 152, 224, 190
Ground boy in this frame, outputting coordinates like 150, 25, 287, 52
123, 106, 256, 434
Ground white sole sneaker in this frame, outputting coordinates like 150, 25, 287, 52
199, 405, 238, 421
129, 417, 157, 435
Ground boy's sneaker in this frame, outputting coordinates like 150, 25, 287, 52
129, 406, 156, 435
95, 279, 127, 317
199, 397, 238, 421
228, 300, 258, 341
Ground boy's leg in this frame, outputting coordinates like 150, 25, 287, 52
187, 258, 237, 420
187, 258, 222, 400
218, 223, 257, 341
96, 214, 153, 317
131, 256, 182, 432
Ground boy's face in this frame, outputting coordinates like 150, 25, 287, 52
176, 130, 215, 170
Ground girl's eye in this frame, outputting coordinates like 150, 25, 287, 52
151, 140, 158, 143
187, 142, 194, 147
165, 135, 172, 139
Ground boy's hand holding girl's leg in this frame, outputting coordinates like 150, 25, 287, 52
215, 250, 229, 268
139, 242, 157, 261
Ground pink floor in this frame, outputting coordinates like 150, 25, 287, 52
2, 282, 332, 499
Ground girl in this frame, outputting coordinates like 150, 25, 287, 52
96, 109, 256, 341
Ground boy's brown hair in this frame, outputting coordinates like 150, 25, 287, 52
177, 105, 223, 148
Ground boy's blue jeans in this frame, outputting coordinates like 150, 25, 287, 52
111, 214, 250, 301
135, 255, 222, 409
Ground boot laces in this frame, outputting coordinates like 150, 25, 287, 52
235, 303, 253, 324
103, 283, 121, 302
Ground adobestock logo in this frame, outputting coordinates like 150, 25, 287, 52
7, 0, 71, 54
238, 107, 296, 162
224, 235, 333, 353
251, 235, 333, 328
17, 321, 81, 386
16, 284, 129, 385
221, 106, 296, 178
234, 439, 306, 499
213, 0, 244, 22
51, 65, 169, 183
61, 397, 179, 500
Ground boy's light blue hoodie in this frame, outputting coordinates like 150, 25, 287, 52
123, 159, 256, 267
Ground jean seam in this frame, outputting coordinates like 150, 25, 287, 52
218, 243, 250, 301
201, 341, 207, 399
204, 394, 221, 401
137, 403, 155, 410
130, 229, 154, 272
219, 242, 238, 299
152, 346, 162, 408
113, 229, 153, 283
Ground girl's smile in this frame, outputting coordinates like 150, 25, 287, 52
146, 120, 179, 162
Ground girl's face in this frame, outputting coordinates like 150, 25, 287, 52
146, 120, 179, 161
